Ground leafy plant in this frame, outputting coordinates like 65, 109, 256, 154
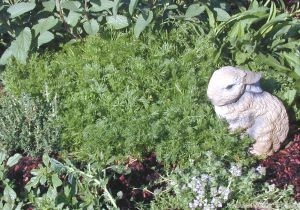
151, 151, 300, 209
0, 151, 119, 209
213, 0, 300, 86
0, 0, 193, 65
0, 93, 60, 156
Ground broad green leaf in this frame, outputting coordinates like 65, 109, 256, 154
64, 185, 71, 197
282, 52, 300, 66
0, 48, 13, 65
7, 2, 36, 18
274, 40, 298, 50
6, 153, 22, 167
250, 0, 259, 9
65, 11, 81, 27
129, 0, 138, 15
0, 151, 7, 164
90, 0, 114, 12
30, 169, 40, 176
38, 31, 54, 48
33, 16, 58, 35
256, 53, 290, 72
258, 13, 289, 36
214, 8, 230, 21
52, 174, 63, 187
13, 27, 32, 64
166, 4, 178, 10
47, 186, 58, 199
284, 89, 297, 105
61, 1, 82, 12
205, 6, 215, 28
272, 24, 291, 39
106, 15, 129, 29
83, 19, 99, 35
267, 1, 277, 22
1, 27, 32, 64
134, 11, 153, 38
229, 21, 244, 40
3, 185, 17, 202
282, 52, 300, 76
50, 158, 65, 172
235, 52, 249, 65
42, 0, 56, 12
39, 174, 47, 185
3, 203, 14, 210
295, 68, 300, 77
185, 4, 205, 18
25, 175, 41, 191
42, 153, 50, 166
113, 0, 120, 16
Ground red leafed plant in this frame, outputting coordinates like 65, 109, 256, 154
7, 157, 41, 187
261, 133, 300, 201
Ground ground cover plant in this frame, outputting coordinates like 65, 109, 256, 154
0, 0, 300, 209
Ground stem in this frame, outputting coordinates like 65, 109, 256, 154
64, 165, 118, 208
103, 186, 118, 208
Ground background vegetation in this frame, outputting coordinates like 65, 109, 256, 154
0, 0, 299, 209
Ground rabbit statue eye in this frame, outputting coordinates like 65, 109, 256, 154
225, 84, 234, 89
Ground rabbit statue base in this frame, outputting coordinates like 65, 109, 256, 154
207, 66, 289, 157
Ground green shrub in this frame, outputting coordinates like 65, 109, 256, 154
0, 93, 60, 156
2, 26, 250, 166
2, 21, 299, 167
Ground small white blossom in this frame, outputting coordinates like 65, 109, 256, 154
229, 164, 242, 177
255, 165, 266, 176
203, 203, 214, 210
211, 197, 223, 208
201, 174, 211, 182
189, 202, 196, 209
210, 187, 218, 196
188, 174, 231, 210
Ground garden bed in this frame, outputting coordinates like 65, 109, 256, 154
0, 0, 299, 209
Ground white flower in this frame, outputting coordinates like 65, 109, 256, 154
210, 187, 218, 196
189, 202, 196, 209
255, 165, 266, 176
229, 164, 242, 177
211, 197, 223, 208
203, 203, 214, 210
201, 174, 211, 182
218, 186, 230, 200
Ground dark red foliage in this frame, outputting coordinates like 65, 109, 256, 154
107, 153, 165, 210
261, 133, 300, 201
7, 156, 42, 193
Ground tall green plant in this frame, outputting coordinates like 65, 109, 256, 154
0, 93, 60, 156
0, 0, 184, 65
213, 0, 300, 79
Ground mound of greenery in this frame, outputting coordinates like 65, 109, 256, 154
2, 26, 253, 166
3, 13, 299, 164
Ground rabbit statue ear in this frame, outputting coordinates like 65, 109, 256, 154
243, 70, 262, 85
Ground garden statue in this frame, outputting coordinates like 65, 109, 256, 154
207, 66, 289, 157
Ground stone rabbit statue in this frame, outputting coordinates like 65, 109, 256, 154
207, 66, 289, 156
